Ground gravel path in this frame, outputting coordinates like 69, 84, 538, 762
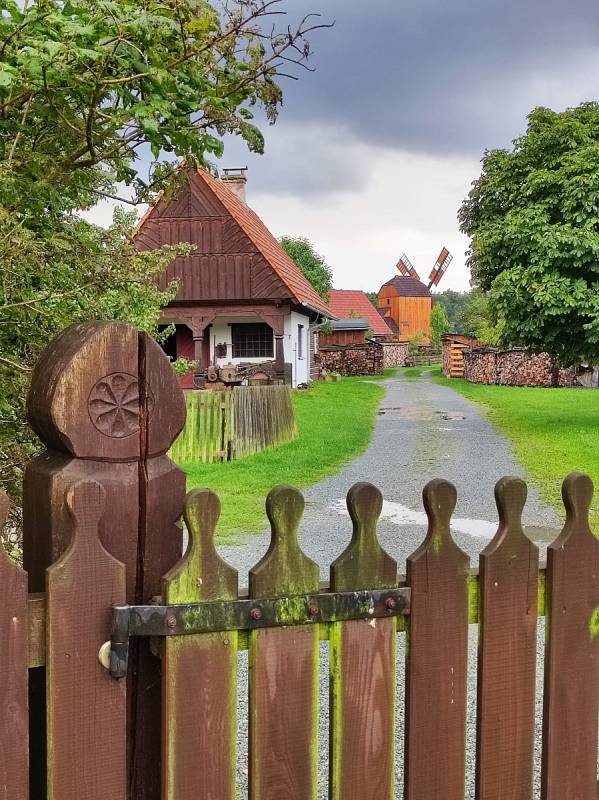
220, 371, 560, 799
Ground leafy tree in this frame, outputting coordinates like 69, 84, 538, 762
279, 236, 333, 301
459, 289, 502, 345
365, 291, 379, 308
459, 102, 599, 364
432, 289, 470, 333
430, 303, 451, 346
0, 0, 325, 502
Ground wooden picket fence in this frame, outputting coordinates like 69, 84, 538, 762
169, 384, 296, 463
2, 320, 598, 800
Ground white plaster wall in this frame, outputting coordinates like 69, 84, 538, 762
208, 313, 311, 386
209, 316, 273, 367
284, 310, 311, 386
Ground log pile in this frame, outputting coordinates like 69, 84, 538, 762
317, 342, 384, 377
463, 347, 578, 387
380, 342, 408, 369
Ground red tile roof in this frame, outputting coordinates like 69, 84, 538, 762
381, 276, 431, 297
197, 169, 332, 317
328, 290, 394, 335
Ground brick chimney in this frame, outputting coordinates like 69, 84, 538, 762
221, 167, 247, 204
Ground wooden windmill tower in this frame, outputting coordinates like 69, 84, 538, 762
377, 247, 453, 341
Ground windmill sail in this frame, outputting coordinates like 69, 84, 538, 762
396, 253, 420, 281
428, 247, 453, 288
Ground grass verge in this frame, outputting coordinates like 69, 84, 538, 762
430, 366, 599, 530
181, 374, 388, 540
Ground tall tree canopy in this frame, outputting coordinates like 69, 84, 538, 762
432, 289, 470, 333
279, 236, 333, 301
0, 0, 324, 502
429, 303, 451, 346
460, 102, 599, 364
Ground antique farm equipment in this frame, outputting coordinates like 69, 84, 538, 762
0, 320, 597, 800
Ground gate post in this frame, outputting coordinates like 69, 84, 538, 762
23, 321, 186, 800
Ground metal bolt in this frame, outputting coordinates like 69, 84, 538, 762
385, 597, 397, 610
308, 603, 319, 617
250, 607, 262, 621
166, 615, 177, 629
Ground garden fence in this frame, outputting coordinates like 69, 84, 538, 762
1, 320, 597, 800
169, 384, 296, 463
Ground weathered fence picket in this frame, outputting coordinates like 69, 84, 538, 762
169, 385, 295, 464
161, 489, 238, 800
476, 477, 539, 800
0, 492, 28, 800
46, 480, 126, 800
248, 487, 320, 800
541, 472, 599, 800
404, 479, 470, 800
1, 321, 597, 800
329, 483, 397, 800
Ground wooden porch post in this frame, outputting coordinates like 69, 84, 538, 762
274, 335, 285, 382
188, 316, 215, 389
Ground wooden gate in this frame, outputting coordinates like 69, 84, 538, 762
1, 321, 597, 800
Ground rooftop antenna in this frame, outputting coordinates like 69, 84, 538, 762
396, 253, 421, 281
427, 247, 453, 289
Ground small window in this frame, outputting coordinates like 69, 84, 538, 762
297, 324, 304, 359
230, 323, 273, 358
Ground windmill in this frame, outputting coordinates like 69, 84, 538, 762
396, 247, 453, 290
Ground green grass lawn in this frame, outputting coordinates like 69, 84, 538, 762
181, 373, 390, 540
429, 367, 599, 530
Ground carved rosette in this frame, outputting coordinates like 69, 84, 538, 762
88, 372, 154, 438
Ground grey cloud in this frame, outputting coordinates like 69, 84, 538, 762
219, 0, 599, 196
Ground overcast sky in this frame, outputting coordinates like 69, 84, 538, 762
90, 0, 599, 293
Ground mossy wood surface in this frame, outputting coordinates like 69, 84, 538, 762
170, 385, 296, 464
476, 477, 539, 800
329, 483, 397, 800
541, 473, 599, 800
162, 489, 238, 800
248, 486, 320, 800
404, 479, 470, 800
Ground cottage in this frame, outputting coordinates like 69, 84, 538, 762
135, 167, 333, 388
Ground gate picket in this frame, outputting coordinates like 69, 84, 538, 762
46, 480, 126, 800
162, 489, 238, 800
248, 486, 320, 800
476, 477, 538, 800
329, 482, 397, 800
541, 472, 599, 800
0, 492, 28, 799
404, 479, 470, 800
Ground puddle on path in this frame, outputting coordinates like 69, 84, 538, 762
378, 406, 467, 422
330, 500, 559, 544
331, 498, 495, 538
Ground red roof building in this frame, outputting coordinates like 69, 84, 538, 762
327, 290, 395, 337
135, 168, 333, 387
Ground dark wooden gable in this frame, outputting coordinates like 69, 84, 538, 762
135, 172, 288, 304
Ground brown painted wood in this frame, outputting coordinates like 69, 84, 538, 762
404, 479, 470, 800
0, 492, 29, 799
24, 321, 186, 800
329, 481, 398, 800
162, 489, 238, 800
249, 486, 320, 800
46, 480, 126, 800
136, 169, 289, 304
541, 472, 599, 800
476, 477, 539, 800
